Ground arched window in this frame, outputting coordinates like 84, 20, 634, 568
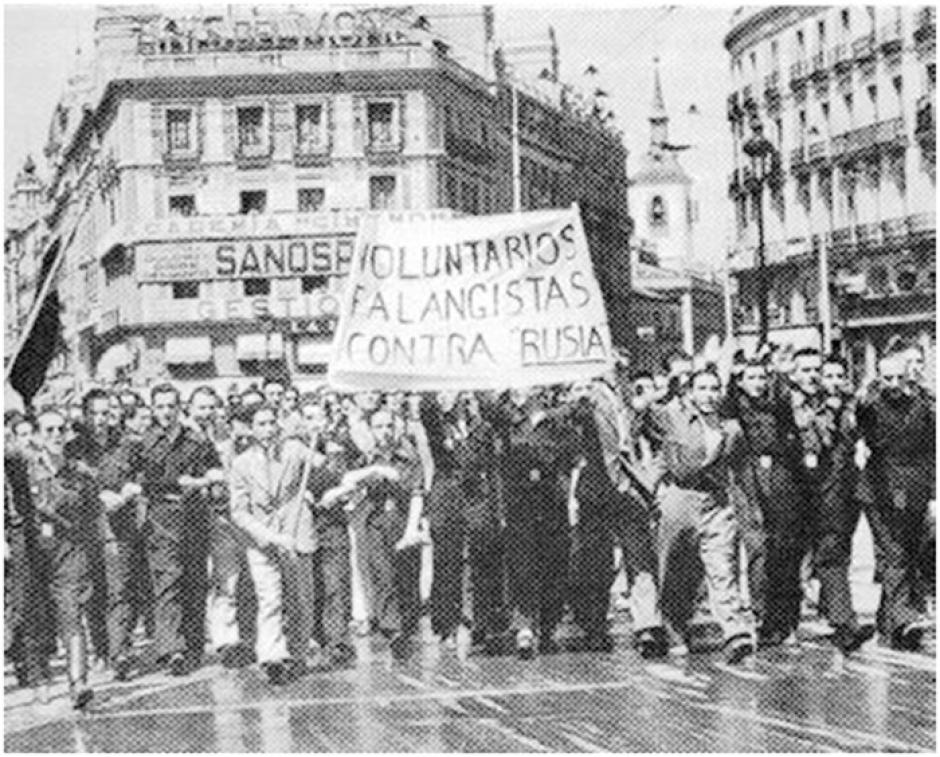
649, 195, 667, 227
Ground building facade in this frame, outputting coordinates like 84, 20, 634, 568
7, 6, 630, 395
725, 6, 935, 381
628, 59, 726, 369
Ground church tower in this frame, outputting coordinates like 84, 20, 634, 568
629, 57, 695, 271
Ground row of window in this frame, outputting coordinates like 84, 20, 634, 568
167, 178, 397, 218
165, 99, 401, 157
733, 8, 902, 77
170, 275, 330, 301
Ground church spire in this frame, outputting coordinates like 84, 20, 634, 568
649, 56, 669, 149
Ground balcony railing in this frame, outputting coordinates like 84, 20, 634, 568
764, 71, 781, 107
879, 19, 903, 54
829, 42, 852, 72
810, 51, 827, 80
852, 34, 876, 62
727, 93, 742, 122
789, 60, 808, 86
163, 146, 201, 168
832, 227, 854, 248
881, 217, 908, 243
832, 118, 907, 161
855, 222, 881, 248
789, 144, 809, 172
807, 140, 829, 163
908, 212, 936, 235
235, 140, 273, 167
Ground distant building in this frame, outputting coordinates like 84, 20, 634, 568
725, 6, 935, 381
7, 6, 631, 395
628, 59, 725, 370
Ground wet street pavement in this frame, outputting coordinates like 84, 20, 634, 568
5, 612, 935, 753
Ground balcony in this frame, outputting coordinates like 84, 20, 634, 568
914, 7, 936, 47
726, 93, 742, 122
832, 227, 854, 249
852, 34, 876, 62
764, 71, 781, 108
789, 144, 809, 174
907, 212, 936, 236
881, 216, 908, 245
235, 140, 273, 169
294, 132, 332, 166
810, 51, 828, 81
879, 19, 903, 54
832, 118, 907, 162
829, 43, 853, 72
162, 146, 201, 170
855, 222, 881, 249
789, 60, 808, 88
807, 139, 829, 164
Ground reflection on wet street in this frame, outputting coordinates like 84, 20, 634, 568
5, 618, 935, 753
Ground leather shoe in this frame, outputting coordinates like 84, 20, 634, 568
635, 628, 668, 659
113, 655, 133, 682
169, 652, 188, 677
832, 624, 875, 654
263, 661, 288, 685
724, 634, 755, 665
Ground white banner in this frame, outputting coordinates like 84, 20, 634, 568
328, 205, 614, 391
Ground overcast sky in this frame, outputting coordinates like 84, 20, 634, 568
3, 3, 735, 265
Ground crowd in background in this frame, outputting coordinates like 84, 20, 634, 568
4, 335, 935, 710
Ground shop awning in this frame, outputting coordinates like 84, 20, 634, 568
296, 339, 333, 367
165, 336, 213, 365
236, 332, 284, 362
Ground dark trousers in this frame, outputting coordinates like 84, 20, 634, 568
181, 507, 210, 657
311, 515, 352, 651
37, 532, 91, 685
429, 475, 505, 639
813, 472, 861, 630
570, 492, 660, 638
365, 507, 421, 639
105, 533, 150, 662
867, 496, 929, 638
87, 535, 110, 661
738, 460, 805, 635
504, 483, 569, 637
6, 526, 53, 686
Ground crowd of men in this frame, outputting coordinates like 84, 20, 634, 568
4, 337, 935, 710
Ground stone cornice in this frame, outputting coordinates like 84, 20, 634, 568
724, 6, 828, 55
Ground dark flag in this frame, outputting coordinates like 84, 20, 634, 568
6, 238, 68, 403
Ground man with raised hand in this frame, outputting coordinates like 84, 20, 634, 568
643, 367, 755, 664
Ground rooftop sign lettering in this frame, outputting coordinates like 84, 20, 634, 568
136, 7, 420, 55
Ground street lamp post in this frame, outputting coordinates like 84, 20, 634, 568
742, 116, 778, 347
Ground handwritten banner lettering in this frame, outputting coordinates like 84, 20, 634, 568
328, 205, 614, 391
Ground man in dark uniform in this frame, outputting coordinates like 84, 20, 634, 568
64, 388, 121, 669
99, 402, 154, 680
422, 391, 505, 653
724, 358, 805, 647
565, 379, 667, 657
111, 383, 223, 674
298, 395, 357, 671
28, 407, 99, 708
497, 386, 578, 658
858, 351, 935, 651
351, 407, 425, 661
5, 448, 53, 700
811, 354, 875, 652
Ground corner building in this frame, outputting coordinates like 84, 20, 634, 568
27, 6, 629, 393
725, 6, 935, 380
